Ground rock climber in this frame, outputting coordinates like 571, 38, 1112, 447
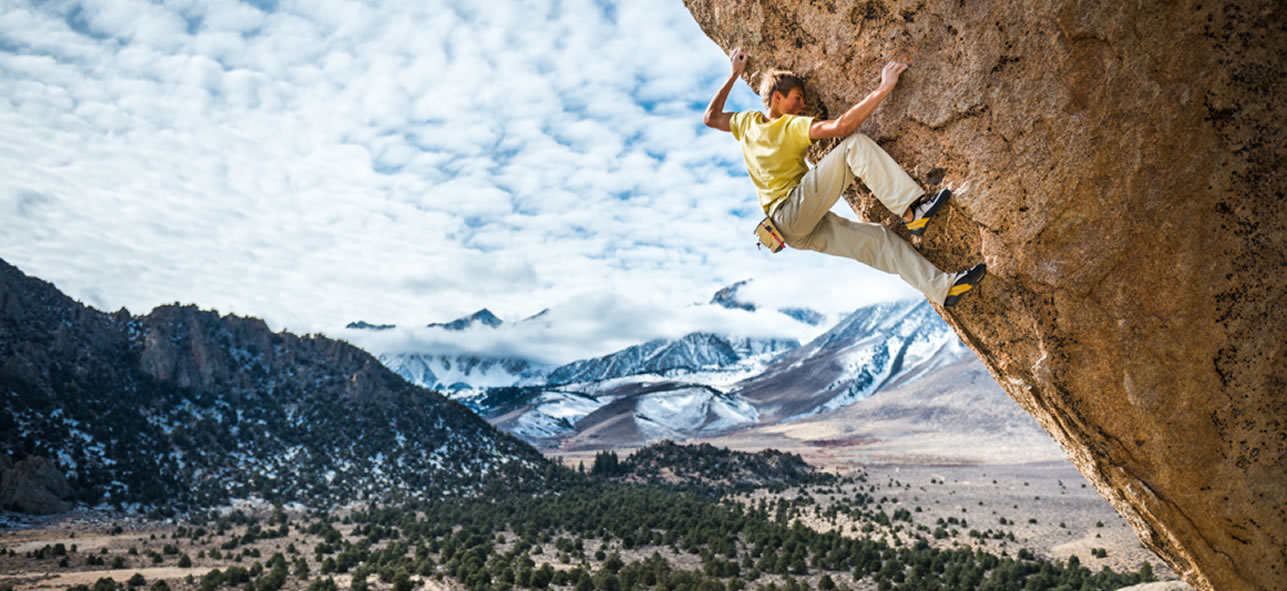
703, 48, 985, 307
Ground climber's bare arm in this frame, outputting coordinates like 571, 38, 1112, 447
809, 61, 908, 140
703, 48, 749, 133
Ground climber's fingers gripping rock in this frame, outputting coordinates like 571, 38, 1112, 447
879, 61, 909, 89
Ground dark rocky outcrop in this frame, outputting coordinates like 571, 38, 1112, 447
0, 455, 73, 514
597, 440, 833, 495
682, 1, 1285, 590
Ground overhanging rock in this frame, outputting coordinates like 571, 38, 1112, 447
682, 1, 1286, 590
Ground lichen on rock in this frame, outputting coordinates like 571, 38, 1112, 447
682, 1, 1286, 590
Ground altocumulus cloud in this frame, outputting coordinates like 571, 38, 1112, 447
0, 0, 919, 363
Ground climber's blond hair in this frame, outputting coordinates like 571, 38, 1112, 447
759, 69, 805, 109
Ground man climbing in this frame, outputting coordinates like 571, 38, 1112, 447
703, 48, 985, 307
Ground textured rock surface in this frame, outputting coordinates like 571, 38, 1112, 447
682, 1, 1285, 590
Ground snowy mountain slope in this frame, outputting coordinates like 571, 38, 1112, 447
453, 374, 761, 450
350, 279, 822, 395
729, 299, 969, 423
379, 352, 550, 392
553, 381, 759, 451
478, 389, 608, 443
368, 298, 970, 451
427, 308, 503, 331
545, 332, 799, 385
341, 282, 968, 451
349, 308, 552, 393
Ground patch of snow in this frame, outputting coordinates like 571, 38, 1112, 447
634, 387, 757, 435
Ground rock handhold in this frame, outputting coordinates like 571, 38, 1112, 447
682, 1, 1285, 590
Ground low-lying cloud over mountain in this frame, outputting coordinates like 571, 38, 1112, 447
340, 281, 843, 368
352, 278, 971, 451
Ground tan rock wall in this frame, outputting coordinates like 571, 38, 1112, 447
682, 1, 1286, 590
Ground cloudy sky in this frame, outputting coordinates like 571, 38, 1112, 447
0, 0, 923, 364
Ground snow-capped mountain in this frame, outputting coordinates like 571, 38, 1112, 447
356, 281, 820, 395
426, 299, 969, 451
711, 281, 757, 312
711, 280, 827, 326
730, 299, 969, 423
345, 281, 968, 451
545, 332, 799, 385
427, 308, 503, 331
348, 308, 550, 392
379, 352, 550, 392
455, 377, 761, 448
560, 382, 758, 450
377, 329, 797, 446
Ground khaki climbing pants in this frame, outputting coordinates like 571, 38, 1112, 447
770, 133, 954, 304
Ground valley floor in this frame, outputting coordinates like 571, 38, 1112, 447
2, 355, 1188, 590
787, 461, 1172, 578
1, 455, 1187, 591
547, 450, 1181, 587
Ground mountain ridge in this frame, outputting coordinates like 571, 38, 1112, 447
426, 308, 502, 331
442, 298, 968, 450
0, 259, 554, 513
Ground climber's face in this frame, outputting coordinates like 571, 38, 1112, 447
774, 87, 806, 116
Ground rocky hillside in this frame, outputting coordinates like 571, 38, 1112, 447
0, 259, 553, 513
681, 1, 1285, 590
590, 440, 834, 495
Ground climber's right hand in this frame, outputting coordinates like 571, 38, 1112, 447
879, 60, 909, 90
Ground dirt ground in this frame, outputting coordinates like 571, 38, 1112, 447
0, 507, 353, 591
793, 462, 1175, 578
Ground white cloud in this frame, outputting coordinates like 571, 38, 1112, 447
341, 286, 832, 367
0, 0, 932, 360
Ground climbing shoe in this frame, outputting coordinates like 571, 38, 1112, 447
905, 188, 951, 236
944, 262, 986, 307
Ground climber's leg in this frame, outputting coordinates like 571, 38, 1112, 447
770, 138, 856, 241
794, 212, 955, 303
837, 133, 924, 218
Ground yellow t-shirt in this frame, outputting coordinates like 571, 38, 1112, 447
730, 111, 815, 214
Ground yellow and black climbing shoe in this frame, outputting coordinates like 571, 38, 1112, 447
944, 262, 986, 307
905, 188, 951, 236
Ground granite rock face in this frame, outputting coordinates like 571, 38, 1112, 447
682, 1, 1285, 590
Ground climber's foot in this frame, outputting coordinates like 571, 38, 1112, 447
905, 188, 951, 236
944, 262, 986, 307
